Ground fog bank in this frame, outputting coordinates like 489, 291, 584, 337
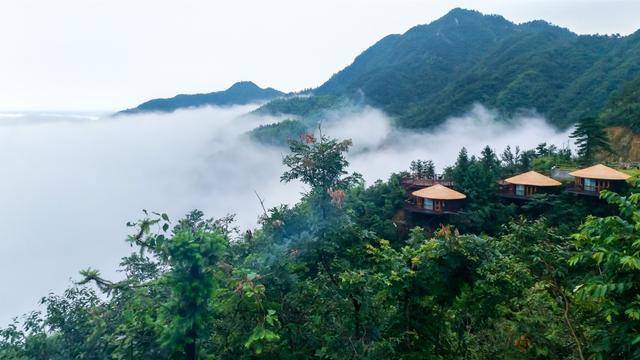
0, 104, 571, 324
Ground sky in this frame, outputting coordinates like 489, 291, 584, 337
1, 0, 640, 111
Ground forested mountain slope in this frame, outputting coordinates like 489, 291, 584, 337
5, 134, 640, 358
312, 8, 640, 129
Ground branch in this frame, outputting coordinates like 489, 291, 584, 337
254, 190, 268, 218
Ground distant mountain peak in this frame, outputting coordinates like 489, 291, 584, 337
117, 81, 284, 115
435, 8, 509, 25
227, 81, 260, 90
442, 7, 483, 18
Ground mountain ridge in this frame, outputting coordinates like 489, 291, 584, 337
309, 8, 640, 129
118, 8, 640, 134
117, 81, 283, 115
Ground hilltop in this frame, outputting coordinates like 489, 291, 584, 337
117, 81, 283, 115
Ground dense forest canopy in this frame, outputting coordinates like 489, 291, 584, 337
3, 129, 640, 359
600, 75, 640, 132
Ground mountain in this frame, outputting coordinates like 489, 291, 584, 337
117, 81, 283, 115
304, 8, 640, 129
601, 74, 640, 132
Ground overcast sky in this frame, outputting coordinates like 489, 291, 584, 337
1, 0, 639, 111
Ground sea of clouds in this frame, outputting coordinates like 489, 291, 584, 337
0, 104, 572, 324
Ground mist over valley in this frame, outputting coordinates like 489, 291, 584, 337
0, 104, 570, 323
3, 3, 640, 358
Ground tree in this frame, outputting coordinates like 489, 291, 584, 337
570, 117, 612, 163
500, 145, 520, 175
4, 138, 638, 359
410, 159, 436, 179
281, 133, 361, 197
80, 210, 229, 360
570, 188, 640, 358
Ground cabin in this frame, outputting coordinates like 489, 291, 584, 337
567, 164, 630, 196
498, 170, 562, 200
407, 184, 466, 215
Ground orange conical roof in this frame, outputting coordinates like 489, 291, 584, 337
569, 164, 630, 181
504, 171, 561, 187
412, 184, 466, 200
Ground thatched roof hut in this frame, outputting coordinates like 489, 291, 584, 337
567, 164, 630, 196
569, 164, 630, 181
504, 171, 561, 187
499, 170, 561, 200
411, 184, 467, 200
408, 184, 466, 215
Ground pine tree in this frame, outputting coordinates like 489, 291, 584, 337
570, 117, 612, 163
410, 159, 436, 179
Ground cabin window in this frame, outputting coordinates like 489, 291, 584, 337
515, 185, 525, 197
584, 178, 596, 192
423, 199, 433, 210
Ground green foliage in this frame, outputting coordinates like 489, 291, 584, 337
308, 9, 640, 129
570, 190, 640, 358
3, 134, 639, 359
409, 159, 436, 179
444, 146, 516, 235
249, 119, 308, 146
281, 134, 361, 194
600, 75, 640, 132
570, 117, 612, 163
344, 175, 406, 243
250, 95, 351, 146
253, 95, 345, 117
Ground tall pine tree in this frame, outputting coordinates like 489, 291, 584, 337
570, 117, 612, 163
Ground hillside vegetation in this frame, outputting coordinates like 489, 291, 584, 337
256, 9, 640, 133
3, 134, 640, 359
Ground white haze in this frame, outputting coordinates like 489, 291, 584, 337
0, 104, 571, 324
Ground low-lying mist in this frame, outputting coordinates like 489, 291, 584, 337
0, 103, 571, 324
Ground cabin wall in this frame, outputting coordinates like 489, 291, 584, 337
409, 196, 465, 214
499, 184, 533, 197
572, 177, 628, 194
443, 199, 464, 212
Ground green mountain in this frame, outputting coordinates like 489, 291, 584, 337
249, 95, 354, 145
117, 81, 283, 115
299, 8, 640, 129
601, 74, 640, 132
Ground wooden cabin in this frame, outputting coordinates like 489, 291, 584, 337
567, 164, 630, 196
498, 170, 562, 200
407, 184, 466, 215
